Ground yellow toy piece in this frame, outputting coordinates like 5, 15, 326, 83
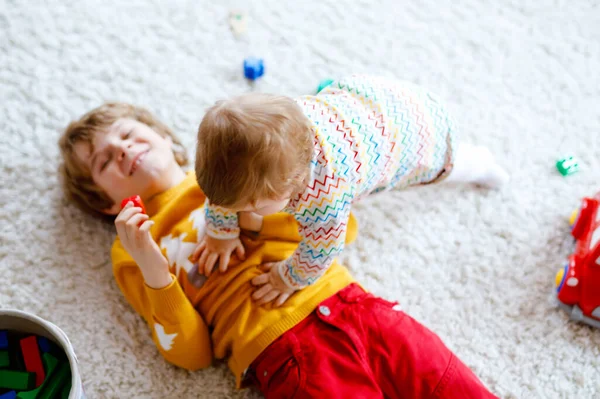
569, 209, 579, 227
555, 267, 565, 288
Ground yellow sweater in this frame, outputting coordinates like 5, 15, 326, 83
111, 172, 358, 387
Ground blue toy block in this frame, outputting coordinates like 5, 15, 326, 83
36, 337, 64, 361
243, 58, 264, 80
0, 332, 7, 350
37, 337, 50, 353
0, 391, 17, 399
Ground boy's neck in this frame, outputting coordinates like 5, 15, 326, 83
146, 166, 187, 203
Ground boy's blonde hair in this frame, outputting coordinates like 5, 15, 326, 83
195, 93, 313, 208
58, 102, 188, 220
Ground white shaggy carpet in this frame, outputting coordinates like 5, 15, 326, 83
1, 0, 599, 397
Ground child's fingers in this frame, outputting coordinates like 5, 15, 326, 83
117, 208, 144, 229
219, 253, 230, 273
274, 293, 290, 307
205, 253, 219, 277
256, 289, 279, 306
261, 262, 275, 272
235, 243, 246, 260
115, 222, 127, 243
198, 250, 210, 275
115, 204, 140, 224
251, 273, 270, 286
116, 212, 146, 246
191, 240, 206, 262
252, 284, 273, 301
139, 220, 155, 232
126, 213, 148, 230
114, 201, 133, 224
121, 206, 143, 219
128, 207, 144, 218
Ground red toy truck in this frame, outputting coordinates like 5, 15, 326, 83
555, 191, 600, 328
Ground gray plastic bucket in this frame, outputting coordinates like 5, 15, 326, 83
0, 308, 84, 398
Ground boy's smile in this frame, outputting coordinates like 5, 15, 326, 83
129, 150, 149, 176
74, 118, 185, 215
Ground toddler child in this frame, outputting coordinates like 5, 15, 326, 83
194, 75, 509, 306
58, 102, 499, 398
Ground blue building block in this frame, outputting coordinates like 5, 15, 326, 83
243, 58, 264, 80
0, 391, 17, 399
0, 332, 7, 350
37, 337, 50, 353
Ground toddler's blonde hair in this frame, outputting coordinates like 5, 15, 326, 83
195, 93, 313, 208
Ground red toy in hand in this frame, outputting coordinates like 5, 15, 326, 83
120, 195, 147, 214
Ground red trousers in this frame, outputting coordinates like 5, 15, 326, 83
246, 283, 498, 399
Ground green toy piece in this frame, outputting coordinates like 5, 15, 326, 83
556, 156, 580, 176
316, 78, 335, 94
0, 331, 72, 398
0, 370, 35, 391
38, 362, 69, 399
0, 351, 9, 368
16, 353, 70, 399
14, 353, 56, 398
60, 380, 72, 399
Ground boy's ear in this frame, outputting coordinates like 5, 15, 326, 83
101, 202, 122, 215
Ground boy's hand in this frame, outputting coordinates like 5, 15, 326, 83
191, 235, 245, 277
251, 261, 297, 307
115, 201, 171, 289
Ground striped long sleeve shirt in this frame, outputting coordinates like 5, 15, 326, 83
206, 75, 458, 289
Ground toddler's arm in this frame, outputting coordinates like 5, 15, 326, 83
191, 199, 246, 275
281, 200, 352, 289
204, 199, 241, 239
251, 207, 358, 306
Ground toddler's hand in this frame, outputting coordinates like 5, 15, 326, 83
251, 261, 297, 307
115, 201, 170, 288
191, 235, 245, 276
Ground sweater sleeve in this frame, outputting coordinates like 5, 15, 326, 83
204, 198, 241, 239
112, 244, 213, 370
280, 182, 353, 289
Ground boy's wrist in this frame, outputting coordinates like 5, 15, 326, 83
144, 270, 173, 290
138, 251, 172, 289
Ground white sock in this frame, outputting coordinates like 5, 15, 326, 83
445, 143, 510, 189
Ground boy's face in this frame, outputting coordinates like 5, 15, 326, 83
74, 118, 177, 214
